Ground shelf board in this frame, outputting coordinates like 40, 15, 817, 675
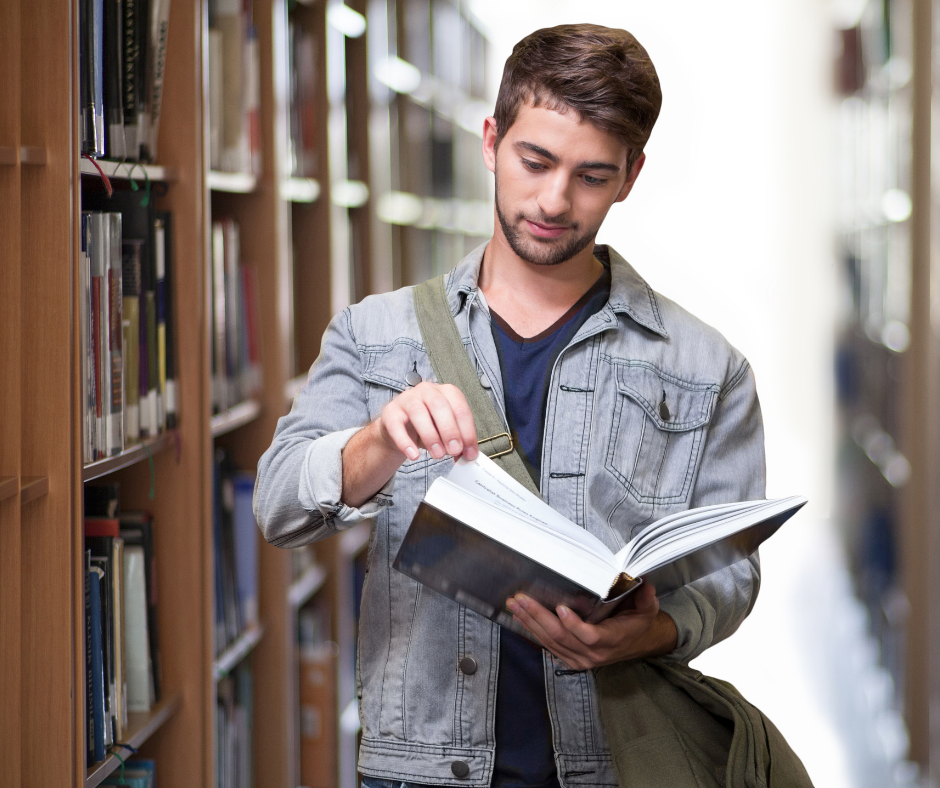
281, 177, 321, 203
85, 691, 184, 787
19, 476, 49, 504
340, 521, 371, 558
210, 399, 261, 437
20, 146, 47, 165
0, 476, 18, 502
207, 170, 257, 193
288, 564, 328, 609
214, 624, 264, 681
82, 431, 177, 482
80, 157, 178, 182
284, 374, 307, 403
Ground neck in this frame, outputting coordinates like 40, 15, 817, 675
478, 230, 603, 326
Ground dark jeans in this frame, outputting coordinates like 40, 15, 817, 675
361, 779, 443, 788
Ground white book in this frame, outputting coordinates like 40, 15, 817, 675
123, 545, 154, 712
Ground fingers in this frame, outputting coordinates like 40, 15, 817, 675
381, 382, 478, 461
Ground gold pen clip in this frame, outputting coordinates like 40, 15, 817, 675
478, 431, 513, 459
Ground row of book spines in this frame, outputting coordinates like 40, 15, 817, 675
287, 18, 318, 179
80, 210, 176, 464
208, 0, 261, 175
213, 456, 260, 658
80, 0, 171, 163
84, 515, 160, 767
216, 664, 253, 788
210, 218, 263, 415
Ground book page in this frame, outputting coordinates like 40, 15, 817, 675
445, 454, 616, 561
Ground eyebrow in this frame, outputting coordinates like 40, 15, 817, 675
515, 140, 621, 173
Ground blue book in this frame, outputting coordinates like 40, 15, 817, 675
89, 563, 106, 763
232, 473, 259, 629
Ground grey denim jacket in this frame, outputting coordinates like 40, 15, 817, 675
254, 243, 766, 788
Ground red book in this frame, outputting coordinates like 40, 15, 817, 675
85, 518, 120, 538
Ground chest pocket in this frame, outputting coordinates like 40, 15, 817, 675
605, 363, 718, 504
360, 342, 451, 477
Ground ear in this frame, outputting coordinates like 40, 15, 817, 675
614, 152, 646, 203
482, 116, 498, 174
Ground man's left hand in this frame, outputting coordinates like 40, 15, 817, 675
505, 583, 678, 669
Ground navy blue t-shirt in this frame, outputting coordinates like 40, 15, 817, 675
489, 267, 611, 788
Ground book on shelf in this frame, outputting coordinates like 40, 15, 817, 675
287, 18, 318, 178
101, 759, 156, 787
393, 454, 807, 637
298, 602, 337, 788
209, 219, 262, 414
80, 0, 106, 156
208, 0, 261, 174
82, 192, 178, 461
85, 550, 107, 765
213, 451, 261, 656
216, 664, 253, 788
77, 0, 171, 160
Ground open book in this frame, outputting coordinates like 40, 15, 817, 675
392, 454, 806, 635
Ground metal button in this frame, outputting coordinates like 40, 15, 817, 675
405, 370, 422, 387
451, 761, 470, 778
459, 656, 478, 675
659, 400, 670, 421
479, 373, 491, 389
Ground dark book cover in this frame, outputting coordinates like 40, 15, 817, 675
156, 211, 177, 427
103, 0, 126, 158
122, 0, 140, 158
85, 553, 96, 766
85, 482, 121, 518
393, 502, 640, 638
81, 0, 106, 155
89, 550, 115, 744
88, 560, 107, 763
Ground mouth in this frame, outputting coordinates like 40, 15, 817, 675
525, 219, 569, 239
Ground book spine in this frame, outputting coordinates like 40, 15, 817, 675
91, 214, 109, 457
123, 545, 153, 712
211, 222, 227, 412
159, 212, 177, 428
85, 554, 95, 766
217, 6, 246, 172
145, 291, 158, 434
104, 0, 127, 158
112, 537, 127, 739
208, 29, 223, 170
223, 220, 239, 405
141, 0, 171, 162
81, 214, 93, 464
122, 0, 139, 159
107, 214, 125, 456
81, 0, 107, 155
135, 0, 151, 160
122, 241, 142, 445
246, 23, 261, 176
89, 564, 107, 762
154, 217, 166, 430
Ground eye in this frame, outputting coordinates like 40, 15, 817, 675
521, 158, 546, 172
582, 174, 608, 187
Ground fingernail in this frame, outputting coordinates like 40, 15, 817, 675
557, 606, 568, 619
516, 595, 529, 609
466, 445, 478, 460
448, 440, 462, 454
506, 600, 519, 613
406, 447, 419, 460
430, 443, 443, 457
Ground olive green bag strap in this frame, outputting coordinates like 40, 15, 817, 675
413, 275, 540, 497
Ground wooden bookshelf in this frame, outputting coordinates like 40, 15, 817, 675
84, 691, 184, 788
3, 0, 493, 785
82, 431, 178, 482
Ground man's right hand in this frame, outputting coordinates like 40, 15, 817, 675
341, 382, 478, 508
377, 381, 479, 462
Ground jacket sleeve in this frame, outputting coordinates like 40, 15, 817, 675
253, 308, 393, 549
657, 358, 766, 663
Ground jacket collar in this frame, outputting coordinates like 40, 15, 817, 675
443, 240, 669, 339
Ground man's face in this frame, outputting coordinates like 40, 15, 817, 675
483, 102, 643, 267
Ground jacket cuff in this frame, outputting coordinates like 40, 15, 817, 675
299, 426, 395, 526
656, 589, 708, 664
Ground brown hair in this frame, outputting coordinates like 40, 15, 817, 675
493, 24, 662, 168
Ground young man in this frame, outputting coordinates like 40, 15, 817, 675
255, 24, 765, 788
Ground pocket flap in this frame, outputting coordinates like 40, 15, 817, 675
360, 341, 435, 392
615, 364, 718, 432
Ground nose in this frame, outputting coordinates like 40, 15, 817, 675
536, 171, 571, 220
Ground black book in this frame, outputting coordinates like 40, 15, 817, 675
85, 482, 121, 518
393, 455, 806, 638
87, 554, 107, 763
103, 0, 127, 158
156, 211, 177, 428
89, 548, 116, 746
122, 0, 141, 158
85, 552, 96, 766
80, 0, 106, 155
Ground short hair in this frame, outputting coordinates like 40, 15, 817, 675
493, 24, 662, 168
